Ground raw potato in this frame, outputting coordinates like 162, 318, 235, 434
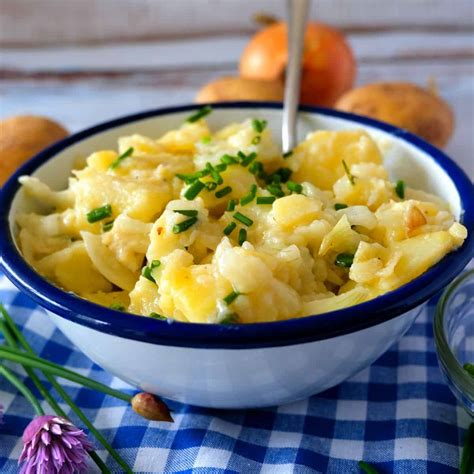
195, 76, 284, 103
0, 115, 68, 185
335, 82, 454, 148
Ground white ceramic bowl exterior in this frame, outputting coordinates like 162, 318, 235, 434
2, 105, 472, 408
49, 305, 422, 408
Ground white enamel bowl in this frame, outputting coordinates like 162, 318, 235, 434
1, 104, 473, 408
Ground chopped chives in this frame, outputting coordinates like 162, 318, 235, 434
215, 163, 227, 172
234, 212, 253, 227
142, 260, 160, 283
149, 312, 167, 320
184, 180, 205, 200
358, 461, 380, 474
205, 181, 218, 191
240, 184, 257, 206
238, 228, 247, 246
237, 151, 247, 160
249, 161, 264, 176
186, 105, 212, 123
221, 154, 238, 165
174, 209, 198, 217
273, 167, 292, 183
86, 204, 112, 223
252, 135, 261, 145
463, 362, 474, 378
109, 303, 125, 311
220, 313, 239, 325
200, 136, 211, 144
223, 221, 237, 236
223, 290, 241, 305
241, 152, 257, 167
251, 118, 267, 133
205, 162, 223, 185
287, 181, 303, 194
215, 186, 232, 198
395, 180, 405, 199
342, 160, 356, 185
334, 203, 348, 210
335, 253, 355, 268
172, 216, 198, 234
109, 147, 134, 170
102, 220, 114, 232
256, 196, 276, 205
195, 169, 211, 178
267, 184, 285, 198
176, 173, 197, 184
283, 150, 293, 159
226, 199, 237, 212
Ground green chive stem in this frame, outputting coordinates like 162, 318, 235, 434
463, 363, 474, 378
226, 199, 237, 212
215, 186, 232, 198
0, 306, 130, 473
173, 209, 198, 217
149, 312, 167, 320
223, 291, 241, 306
287, 181, 303, 194
335, 253, 355, 268
184, 180, 205, 200
0, 346, 132, 403
395, 180, 406, 199
240, 185, 257, 206
334, 203, 348, 210
172, 216, 198, 234
223, 222, 237, 236
86, 204, 112, 224
241, 152, 257, 167
342, 160, 356, 185
358, 460, 380, 474
256, 196, 276, 205
251, 119, 267, 133
186, 106, 212, 123
109, 147, 134, 170
233, 212, 254, 227
238, 228, 247, 246
220, 313, 239, 325
221, 154, 238, 165
0, 364, 45, 416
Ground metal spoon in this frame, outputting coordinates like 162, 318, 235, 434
282, 0, 310, 153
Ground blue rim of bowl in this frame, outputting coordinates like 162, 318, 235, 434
0, 102, 473, 349
433, 270, 474, 402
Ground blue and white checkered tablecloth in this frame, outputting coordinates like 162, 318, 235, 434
0, 273, 471, 474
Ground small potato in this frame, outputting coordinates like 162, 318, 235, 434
195, 76, 284, 103
335, 82, 454, 148
0, 115, 68, 185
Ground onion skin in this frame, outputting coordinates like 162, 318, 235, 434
239, 22, 356, 107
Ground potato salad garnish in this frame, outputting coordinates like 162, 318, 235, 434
16, 108, 467, 324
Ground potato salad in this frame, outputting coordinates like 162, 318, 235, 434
16, 107, 467, 323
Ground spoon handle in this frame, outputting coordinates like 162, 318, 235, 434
282, 0, 310, 153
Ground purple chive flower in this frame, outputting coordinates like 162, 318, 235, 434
0, 402, 3, 424
19, 415, 93, 474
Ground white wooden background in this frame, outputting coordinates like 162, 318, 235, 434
0, 0, 473, 177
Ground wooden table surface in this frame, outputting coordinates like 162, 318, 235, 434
0, 0, 473, 177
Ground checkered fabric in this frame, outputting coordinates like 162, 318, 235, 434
0, 273, 470, 474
